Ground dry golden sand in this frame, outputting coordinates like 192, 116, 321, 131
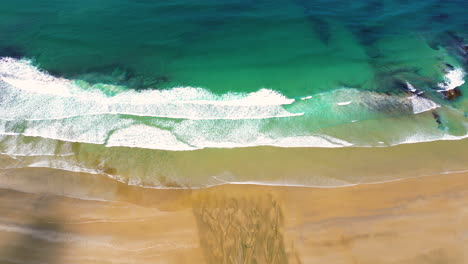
0, 168, 467, 263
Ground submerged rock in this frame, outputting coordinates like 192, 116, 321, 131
444, 63, 455, 71
441, 87, 462, 100
393, 80, 424, 95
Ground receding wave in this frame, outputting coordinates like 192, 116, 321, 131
1, 135, 467, 189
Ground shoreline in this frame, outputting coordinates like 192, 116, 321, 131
1, 137, 467, 189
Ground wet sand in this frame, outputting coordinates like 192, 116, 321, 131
2, 135, 468, 188
0, 168, 467, 263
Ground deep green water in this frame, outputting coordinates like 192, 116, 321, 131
0, 0, 467, 187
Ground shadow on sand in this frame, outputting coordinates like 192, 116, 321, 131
193, 190, 301, 264
0, 192, 64, 264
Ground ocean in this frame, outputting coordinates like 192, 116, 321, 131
0, 0, 467, 188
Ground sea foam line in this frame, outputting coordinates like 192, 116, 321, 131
0, 58, 303, 121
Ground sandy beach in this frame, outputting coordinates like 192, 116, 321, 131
0, 167, 466, 263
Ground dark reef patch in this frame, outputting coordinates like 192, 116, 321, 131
293, 0, 331, 45
308, 18, 331, 45
43, 62, 172, 91
371, 66, 431, 95
356, 26, 382, 46
437, 32, 468, 66
0, 45, 25, 59
431, 13, 450, 23
364, 1, 384, 14
75, 64, 172, 91
432, 111, 444, 130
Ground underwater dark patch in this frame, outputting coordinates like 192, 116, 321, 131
0, 45, 25, 59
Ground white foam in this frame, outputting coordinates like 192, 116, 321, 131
1, 76, 72, 96
337, 101, 352, 106
398, 131, 468, 145
408, 95, 440, 114
437, 67, 465, 91
106, 124, 196, 151
0, 115, 132, 146
0, 135, 74, 157
0, 58, 301, 121
27, 160, 104, 175
0, 119, 353, 151
405, 81, 417, 93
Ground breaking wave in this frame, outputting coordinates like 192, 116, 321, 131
1, 57, 463, 152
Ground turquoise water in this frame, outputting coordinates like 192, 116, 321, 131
0, 0, 467, 187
